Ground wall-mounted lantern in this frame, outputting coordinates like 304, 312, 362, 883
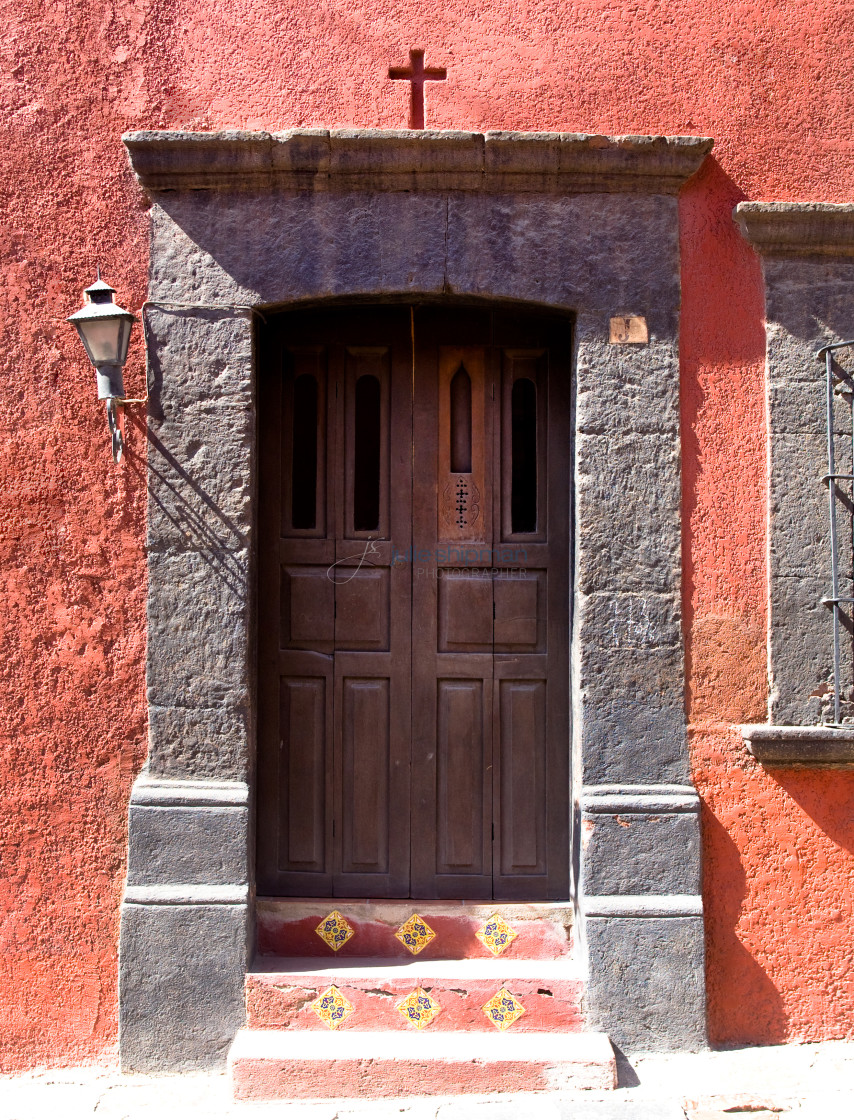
67, 274, 138, 462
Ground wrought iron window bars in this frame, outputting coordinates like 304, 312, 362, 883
819, 340, 854, 725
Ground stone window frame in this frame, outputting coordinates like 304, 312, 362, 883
119, 129, 711, 1070
736, 202, 854, 766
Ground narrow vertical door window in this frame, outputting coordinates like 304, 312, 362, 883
353, 374, 381, 531
511, 377, 537, 533
291, 374, 318, 529
450, 365, 472, 474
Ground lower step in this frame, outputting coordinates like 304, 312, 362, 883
229, 1029, 616, 1099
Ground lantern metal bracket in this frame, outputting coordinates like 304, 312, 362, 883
106, 398, 123, 463
102, 393, 149, 464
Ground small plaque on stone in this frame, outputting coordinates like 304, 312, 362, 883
609, 315, 649, 344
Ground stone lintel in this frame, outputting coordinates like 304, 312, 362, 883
734, 201, 854, 256
123, 128, 713, 195
741, 723, 854, 765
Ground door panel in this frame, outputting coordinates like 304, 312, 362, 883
497, 678, 547, 875
494, 571, 544, 650
258, 309, 412, 897
435, 678, 489, 876
279, 674, 328, 870
339, 676, 390, 871
281, 567, 334, 649
258, 305, 571, 900
438, 575, 493, 650
334, 568, 390, 650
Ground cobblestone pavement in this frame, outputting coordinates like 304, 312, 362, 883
1, 1041, 852, 1119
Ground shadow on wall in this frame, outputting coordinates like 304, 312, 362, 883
701, 804, 790, 1046
678, 154, 767, 653
769, 769, 854, 858
122, 410, 247, 601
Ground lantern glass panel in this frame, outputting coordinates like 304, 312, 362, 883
117, 318, 133, 366
78, 318, 122, 365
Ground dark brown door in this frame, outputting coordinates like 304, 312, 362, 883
257, 305, 570, 899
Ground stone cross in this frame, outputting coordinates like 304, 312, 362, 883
388, 49, 447, 129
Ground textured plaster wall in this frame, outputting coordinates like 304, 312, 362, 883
1, 0, 853, 1069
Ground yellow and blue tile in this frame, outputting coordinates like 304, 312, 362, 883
475, 914, 518, 957
311, 985, 354, 1029
482, 987, 525, 1031
394, 913, 436, 955
315, 910, 355, 952
396, 987, 441, 1029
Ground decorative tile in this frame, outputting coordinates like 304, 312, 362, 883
311, 985, 354, 1030
482, 987, 525, 1031
475, 914, 518, 957
315, 910, 355, 952
396, 987, 442, 1030
395, 913, 436, 955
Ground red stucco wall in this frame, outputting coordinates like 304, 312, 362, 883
1, 0, 852, 1069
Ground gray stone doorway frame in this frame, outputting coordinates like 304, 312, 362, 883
119, 129, 710, 1071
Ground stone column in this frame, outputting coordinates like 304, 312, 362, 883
573, 311, 706, 1051
119, 308, 255, 1071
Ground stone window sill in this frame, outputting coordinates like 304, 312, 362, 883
740, 724, 854, 766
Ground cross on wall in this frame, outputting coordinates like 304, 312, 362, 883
388, 49, 447, 129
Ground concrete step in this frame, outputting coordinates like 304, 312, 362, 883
257, 898, 573, 960
246, 957, 584, 1033
229, 1028, 616, 1099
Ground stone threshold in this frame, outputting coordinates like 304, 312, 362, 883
257, 897, 574, 918
122, 128, 713, 195
741, 723, 854, 765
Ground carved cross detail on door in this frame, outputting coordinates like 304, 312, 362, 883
388, 49, 447, 129
455, 477, 469, 528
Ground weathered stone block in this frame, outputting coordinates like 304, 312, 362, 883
151, 192, 449, 307
770, 574, 852, 724
127, 803, 248, 887
146, 549, 250, 711
768, 377, 853, 437
584, 915, 706, 1051
574, 593, 686, 784
446, 193, 678, 314
576, 591, 682, 652
145, 307, 254, 410
120, 902, 248, 1071
146, 405, 254, 553
575, 333, 681, 437
577, 697, 688, 786
575, 434, 681, 595
580, 812, 701, 897
147, 703, 249, 781
770, 432, 844, 579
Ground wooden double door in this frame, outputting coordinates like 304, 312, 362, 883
257, 306, 571, 900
